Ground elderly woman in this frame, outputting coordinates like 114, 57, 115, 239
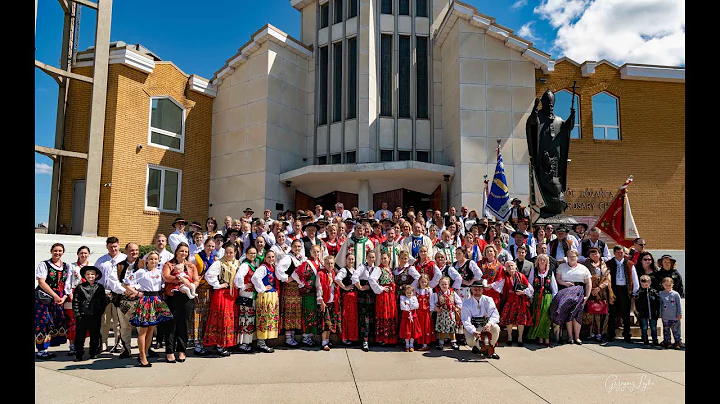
549, 250, 592, 345
161, 242, 200, 362
584, 247, 614, 343
35, 243, 70, 359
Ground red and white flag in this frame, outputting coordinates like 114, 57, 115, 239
594, 176, 640, 248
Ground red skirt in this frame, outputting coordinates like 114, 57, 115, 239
341, 290, 359, 341
500, 294, 532, 326
416, 296, 434, 345
374, 286, 398, 344
485, 288, 501, 308
399, 310, 422, 340
203, 288, 239, 348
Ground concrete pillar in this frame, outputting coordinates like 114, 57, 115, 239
81, 0, 113, 237
358, 179, 372, 211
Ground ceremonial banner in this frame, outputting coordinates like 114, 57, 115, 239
487, 151, 512, 221
594, 176, 639, 248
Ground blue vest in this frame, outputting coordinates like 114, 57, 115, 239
262, 266, 277, 293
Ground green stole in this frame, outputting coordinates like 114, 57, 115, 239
351, 235, 369, 269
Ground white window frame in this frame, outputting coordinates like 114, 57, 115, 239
145, 164, 182, 213
148, 96, 186, 153
556, 89, 581, 139
592, 91, 620, 140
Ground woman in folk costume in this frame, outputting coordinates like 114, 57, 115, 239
399, 284, 422, 352
433, 230, 457, 264
369, 251, 399, 345
188, 237, 216, 356
352, 250, 378, 351
322, 223, 344, 259
203, 241, 239, 357
65, 245, 93, 357
335, 253, 359, 345
336, 224, 375, 272
453, 247, 483, 301
493, 260, 534, 347
275, 238, 306, 347
395, 250, 420, 297
375, 227, 405, 270
293, 243, 322, 347
251, 249, 281, 353
234, 246, 259, 353
430, 276, 463, 350
35, 243, 70, 360
414, 246, 442, 289
270, 231, 291, 261
317, 255, 341, 351
463, 233, 483, 263
413, 274, 434, 351
549, 249, 592, 345
479, 245, 504, 308
584, 247, 614, 343
526, 254, 558, 346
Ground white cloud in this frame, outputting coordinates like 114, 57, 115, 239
535, 0, 685, 66
512, 0, 528, 9
35, 162, 53, 175
518, 22, 538, 41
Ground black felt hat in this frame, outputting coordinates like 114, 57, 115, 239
80, 265, 102, 281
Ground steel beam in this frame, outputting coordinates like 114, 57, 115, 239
70, 0, 98, 10
35, 145, 88, 160
35, 60, 93, 83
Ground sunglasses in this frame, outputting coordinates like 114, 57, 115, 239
642, 258, 653, 261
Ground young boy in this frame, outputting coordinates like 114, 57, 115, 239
72, 266, 107, 361
659, 277, 683, 349
635, 275, 661, 346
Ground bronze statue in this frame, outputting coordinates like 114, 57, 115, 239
526, 88, 576, 216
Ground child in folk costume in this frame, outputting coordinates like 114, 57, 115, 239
479, 245, 504, 308
430, 277, 463, 350
72, 266, 107, 362
65, 245, 92, 357
493, 261, 534, 347
203, 242, 240, 357
399, 284, 422, 352
413, 274, 434, 350
335, 253, 359, 345
370, 251, 399, 346
526, 254, 558, 347
251, 249, 280, 353
294, 244, 321, 347
352, 250, 378, 352
414, 246, 442, 289
317, 255, 341, 351
275, 239, 306, 347
234, 246, 259, 353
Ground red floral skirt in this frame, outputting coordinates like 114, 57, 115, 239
399, 309, 422, 340
374, 286, 398, 344
500, 295, 533, 326
341, 290, 359, 341
485, 288, 501, 308
203, 288, 239, 348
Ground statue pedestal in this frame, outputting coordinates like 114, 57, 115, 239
533, 214, 579, 227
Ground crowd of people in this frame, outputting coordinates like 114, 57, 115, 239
34, 200, 685, 367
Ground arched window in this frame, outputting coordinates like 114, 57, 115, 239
554, 90, 580, 139
148, 96, 185, 152
592, 92, 620, 140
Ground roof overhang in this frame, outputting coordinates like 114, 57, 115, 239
290, 0, 315, 10
620, 64, 685, 83
75, 46, 156, 74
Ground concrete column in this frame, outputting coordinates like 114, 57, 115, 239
81, 0, 113, 237
358, 179, 372, 211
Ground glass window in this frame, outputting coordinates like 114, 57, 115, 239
592, 92, 620, 140
320, 3, 329, 28
333, 42, 343, 123
398, 150, 411, 161
398, 36, 411, 118
416, 151, 429, 162
319, 46, 329, 125
347, 37, 357, 120
318, 155, 328, 165
348, 0, 358, 18
380, 149, 394, 162
146, 165, 181, 213
331, 153, 342, 164
149, 97, 184, 152
380, 34, 393, 117
553, 90, 580, 139
334, 0, 343, 24
345, 151, 356, 163
416, 36, 429, 119
399, 0, 410, 15
416, 0, 428, 17
381, 0, 392, 14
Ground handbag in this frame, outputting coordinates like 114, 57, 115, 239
471, 316, 488, 328
587, 299, 608, 314
35, 287, 53, 305
236, 296, 254, 307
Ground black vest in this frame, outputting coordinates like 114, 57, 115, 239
607, 258, 632, 296
581, 239, 606, 259
302, 236, 322, 258
454, 260, 474, 282
549, 238, 570, 258
342, 269, 354, 287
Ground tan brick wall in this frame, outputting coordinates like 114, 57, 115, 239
536, 61, 685, 250
59, 62, 214, 246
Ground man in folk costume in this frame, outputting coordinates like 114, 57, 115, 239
336, 225, 375, 271
401, 221, 434, 261
433, 230, 457, 264
375, 227, 407, 269
276, 239, 306, 347
461, 279, 501, 359
606, 245, 640, 343
573, 223, 589, 243
578, 227, 612, 263
509, 198, 529, 228
509, 218, 536, 258
301, 222, 327, 259
547, 225, 578, 265
115, 243, 146, 359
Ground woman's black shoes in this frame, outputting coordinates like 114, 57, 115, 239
451, 342, 460, 350
137, 358, 152, 367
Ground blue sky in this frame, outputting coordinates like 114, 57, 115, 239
34, 0, 684, 225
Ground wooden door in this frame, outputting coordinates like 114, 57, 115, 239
373, 189, 403, 212
336, 191, 359, 210
430, 185, 442, 211
295, 190, 315, 212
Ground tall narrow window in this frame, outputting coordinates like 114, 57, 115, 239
416, 36, 429, 119
348, 0, 358, 18
381, 0, 392, 14
554, 90, 581, 138
347, 37, 357, 120
319, 46, 329, 125
416, 0, 428, 17
334, 0, 343, 24
399, 0, 410, 15
333, 42, 343, 122
380, 34, 393, 117
320, 3, 329, 28
398, 36, 411, 118
592, 92, 620, 140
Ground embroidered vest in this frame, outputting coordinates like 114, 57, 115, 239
454, 260, 474, 282
415, 260, 435, 279
378, 266, 393, 286
533, 273, 553, 296
394, 266, 413, 288
261, 264, 277, 292
44, 260, 68, 293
